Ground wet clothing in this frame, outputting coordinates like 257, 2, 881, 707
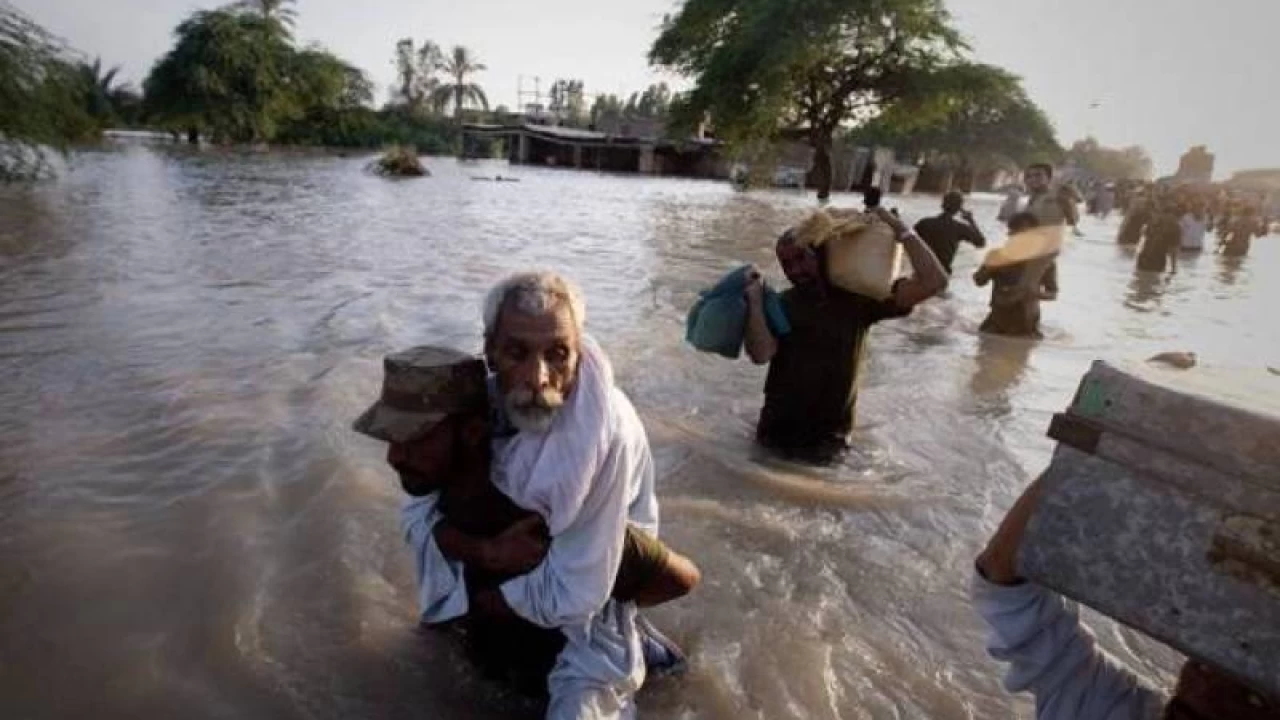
1222, 218, 1261, 257
1179, 214, 1209, 251
403, 339, 660, 720
972, 570, 1166, 720
1117, 205, 1150, 246
436, 464, 670, 698
975, 258, 1058, 338
437, 470, 671, 602
1137, 214, 1180, 272
757, 283, 910, 460
1025, 191, 1073, 227
914, 214, 986, 274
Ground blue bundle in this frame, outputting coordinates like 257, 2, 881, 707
685, 265, 791, 359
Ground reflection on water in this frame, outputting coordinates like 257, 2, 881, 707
1, 145, 1277, 719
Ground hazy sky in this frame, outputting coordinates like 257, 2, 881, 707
14, 0, 1277, 177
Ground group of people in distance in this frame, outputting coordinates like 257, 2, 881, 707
1117, 181, 1272, 272
348, 158, 1276, 719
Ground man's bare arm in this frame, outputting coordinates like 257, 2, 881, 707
875, 208, 948, 308
743, 267, 778, 364
434, 515, 548, 576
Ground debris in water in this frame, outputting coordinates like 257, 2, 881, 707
369, 145, 428, 177
1147, 351, 1197, 369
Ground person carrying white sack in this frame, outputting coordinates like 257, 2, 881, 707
742, 206, 948, 463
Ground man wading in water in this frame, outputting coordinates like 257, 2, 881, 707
914, 190, 987, 276
973, 212, 1059, 338
1022, 163, 1079, 231
742, 206, 948, 463
357, 273, 700, 718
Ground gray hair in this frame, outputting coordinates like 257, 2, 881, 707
483, 271, 586, 340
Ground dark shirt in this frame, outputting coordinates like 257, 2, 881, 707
1137, 214, 1180, 272
1117, 206, 1149, 245
757, 284, 909, 457
914, 214, 985, 274
1222, 218, 1260, 257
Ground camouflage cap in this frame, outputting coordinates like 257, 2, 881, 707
352, 346, 489, 443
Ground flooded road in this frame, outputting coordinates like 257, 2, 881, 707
1, 145, 1276, 719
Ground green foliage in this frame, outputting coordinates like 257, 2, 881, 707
1065, 137, 1153, 181
851, 63, 1060, 170
626, 83, 672, 119
390, 38, 442, 115
0, 2, 97, 180
432, 45, 488, 120
143, 9, 296, 143
233, 0, 297, 39
651, 0, 1016, 195
549, 79, 586, 125
589, 84, 673, 128
590, 94, 625, 125
370, 144, 427, 177
652, 0, 964, 141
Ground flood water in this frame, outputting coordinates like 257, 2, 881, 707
1, 144, 1276, 719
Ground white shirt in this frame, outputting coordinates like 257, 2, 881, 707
1179, 214, 1209, 251
401, 385, 659, 719
972, 570, 1166, 720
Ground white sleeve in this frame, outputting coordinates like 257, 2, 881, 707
401, 494, 469, 624
499, 432, 639, 629
971, 569, 1165, 720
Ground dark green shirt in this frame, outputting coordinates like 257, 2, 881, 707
758, 284, 909, 455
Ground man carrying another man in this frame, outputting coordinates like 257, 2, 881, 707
742, 206, 948, 463
355, 272, 699, 719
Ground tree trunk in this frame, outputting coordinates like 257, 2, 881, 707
186, 126, 199, 145
811, 130, 834, 200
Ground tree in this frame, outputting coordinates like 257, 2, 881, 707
651, 0, 969, 199
1065, 137, 1153, 181
233, 0, 297, 38
76, 56, 134, 126
549, 79, 586, 125
431, 45, 488, 121
852, 63, 1060, 188
390, 38, 441, 115
143, 9, 294, 143
1, 2, 95, 180
590, 94, 624, 126
633, 82, 672, 119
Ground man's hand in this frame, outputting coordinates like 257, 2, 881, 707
961, 209, 977, 225
481, 515, 550, 576
873, 206, 908, 237
976, 477, 1046, 586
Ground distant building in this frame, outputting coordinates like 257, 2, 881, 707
1176, 146, 1215, 183
460, 122, 727, 178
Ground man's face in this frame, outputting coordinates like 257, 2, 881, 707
386, 412, 489, 495
490, 303, 580, 433
387, 418, 457, 496
777, 241, 820, 286
1024, 167, 1050, 193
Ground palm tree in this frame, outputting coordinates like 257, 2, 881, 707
78, 57, 127, 123
431, 45, 488, 122
235, 0, 297, 36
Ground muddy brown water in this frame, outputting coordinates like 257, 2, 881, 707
1, 144, 1276, 719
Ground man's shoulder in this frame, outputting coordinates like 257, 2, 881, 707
606, 387, 648, 447
914, 215, 943, 232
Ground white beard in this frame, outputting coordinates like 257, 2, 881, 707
504, 389, 564, 434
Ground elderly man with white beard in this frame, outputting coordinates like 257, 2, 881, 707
399, 271, 669, 720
